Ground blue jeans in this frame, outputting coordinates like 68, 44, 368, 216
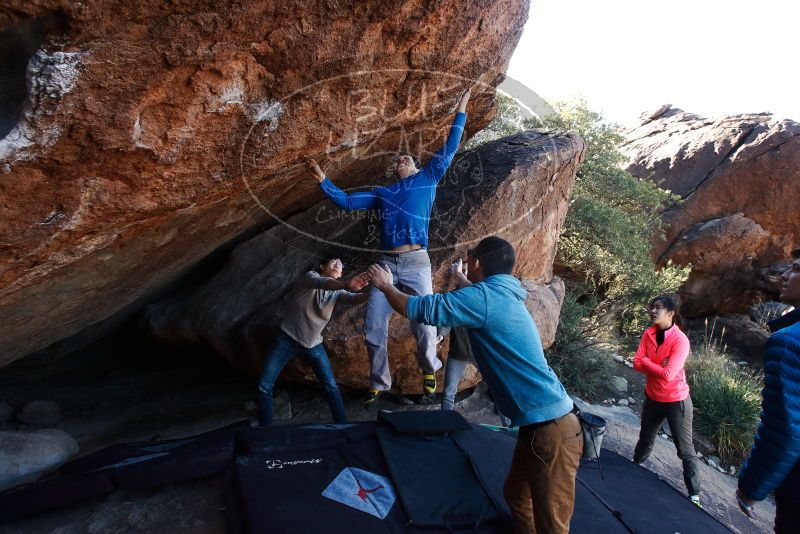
441, 358, 469, 411
257, 331, 347, 427
442, 358, 512, 427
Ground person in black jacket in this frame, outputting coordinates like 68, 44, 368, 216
737, 248, 800, 533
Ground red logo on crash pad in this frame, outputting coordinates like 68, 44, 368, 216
356, 482, 384, 501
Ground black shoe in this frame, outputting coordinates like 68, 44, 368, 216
396, 395, 415, 406
364, 389, 383, 410
417, 392, 437, 405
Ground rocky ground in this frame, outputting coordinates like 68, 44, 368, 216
0, 335, 775, 533
586, 346, 751, 482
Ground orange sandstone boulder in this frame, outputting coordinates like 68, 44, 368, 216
142, 129, 584, 393
623, 106, 800, 316
0, 0, 529, 366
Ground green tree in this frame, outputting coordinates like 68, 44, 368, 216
463, 93, 531, 150
466, 93, 690, 394
527, 99, 689, 335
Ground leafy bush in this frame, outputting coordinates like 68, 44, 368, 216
551, 292, 595, 352
526, 99, 690, 336
467, 94, 689, 337
686, 331, 763, 464
462, 93, 531, 150
546, 294, 613, 398
469, 93, 691, 394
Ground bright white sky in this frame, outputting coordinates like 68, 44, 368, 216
507, 0, 800, 126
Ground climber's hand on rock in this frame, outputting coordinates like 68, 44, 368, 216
305, 159, 325, 183
457, 87, 471, 113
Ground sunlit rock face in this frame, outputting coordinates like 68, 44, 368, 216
142, 129, 584, 393
0, 0, 530, 366
623, 105, 800, 316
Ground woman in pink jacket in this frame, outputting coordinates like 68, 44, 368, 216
632, 295, 702, 507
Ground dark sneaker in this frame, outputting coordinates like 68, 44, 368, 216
417, 392, 436, 405
364, 389, 383, 410
423, 373, 436, 395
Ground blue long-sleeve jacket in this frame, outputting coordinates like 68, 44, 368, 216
319, 112, 466, 250
738, 308, 800, 501
406, 274, 574, 427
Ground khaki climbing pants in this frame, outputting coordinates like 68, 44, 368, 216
503, 412, 583, 534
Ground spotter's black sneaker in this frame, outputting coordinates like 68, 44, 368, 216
364, 389, 383, 410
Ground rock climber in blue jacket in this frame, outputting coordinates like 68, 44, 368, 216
305, 88, 471, 408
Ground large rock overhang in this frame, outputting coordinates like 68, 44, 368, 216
0, 0, 530, 366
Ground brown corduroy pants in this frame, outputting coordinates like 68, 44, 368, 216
503, 412, 584, 534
